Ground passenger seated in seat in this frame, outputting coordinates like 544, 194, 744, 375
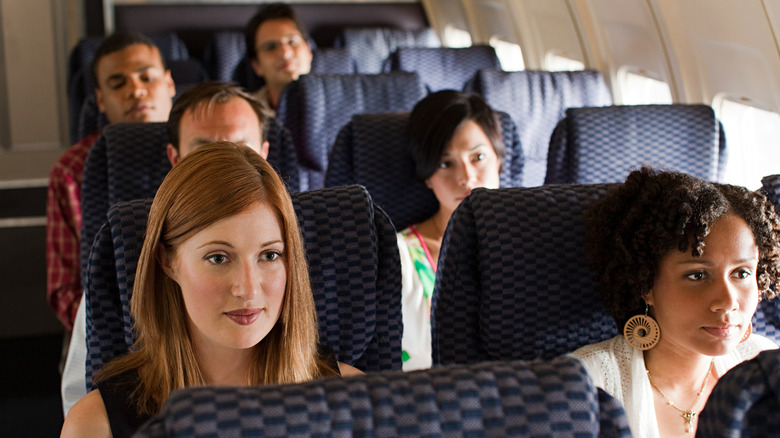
61, 143, 361, 438
573, 167, 780, 437
166, 81, 270, 165
399, 90, 504, 371
245, 3, 313, 115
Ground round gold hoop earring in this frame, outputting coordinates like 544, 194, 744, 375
624, 304, 661, 350
740, 322, 752, 343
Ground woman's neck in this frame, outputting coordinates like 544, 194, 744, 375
415, 209, 451, 265
643, 342, 714, 387
195, 343, 254, 386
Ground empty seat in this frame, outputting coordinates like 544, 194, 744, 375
384, 45, 501, 92
432, 185, 619, 366
135, 355, 632, 437
79, 119, 298, 280
325, 111, 524, 230
336, 27, 441, 74
85, 185, 401, 387
201, 30, 245, 83
545, 104, 728, 185
276, 72, 427, 191
466, 69, 612, 187
697, 349, 780, 437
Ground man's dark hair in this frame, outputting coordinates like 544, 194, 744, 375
91, 32, 165, 86
167, 81, 267, 151
245, 3, 308, 62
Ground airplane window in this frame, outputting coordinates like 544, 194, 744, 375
619, 68, 672, 105
545, 51, 584, 71
443, 25, 472, 48
489, 37, 524, 71
716, 96, 780, 190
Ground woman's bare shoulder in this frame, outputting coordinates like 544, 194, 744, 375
60, 389, 111, 438
337, 361, 364, 377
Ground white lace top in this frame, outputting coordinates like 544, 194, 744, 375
573, 334, 777, 438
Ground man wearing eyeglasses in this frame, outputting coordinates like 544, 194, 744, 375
245, 3, 313, 115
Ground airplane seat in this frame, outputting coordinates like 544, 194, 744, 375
384, 45, 501, 93
697, 349, 780, 437
324, 111, 524, 230
334, 27, 441, 74
275, 72, 427, 191
85, 185, 402, 387
432, 184, 619, 366
545, 104, 728, 185
167, 59, 210, 88
753, 174, 780, 344
310, 47, 358, 74
135, 355, 632, 438
201, 30, 245, 83
465, 69, 612, 187
76, 93, 109, 142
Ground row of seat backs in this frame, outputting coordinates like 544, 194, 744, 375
135, 355, 632, 437
84, 185, 402, 389
431, 184, 780, 365
325, 111, 524, 230
78, 120, 300, 285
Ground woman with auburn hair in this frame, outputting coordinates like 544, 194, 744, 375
62, 142, 360, 438
573, 167, 780, 437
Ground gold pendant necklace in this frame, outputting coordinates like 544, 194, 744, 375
646, 360, 714, 434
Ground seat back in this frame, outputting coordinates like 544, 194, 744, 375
466, 69, 612, 187
385, 45, 501, 92
325, 111, 524, 230
697, 349, 780, 437
79, 119, 299, 279
136, 355, 632, 438
85, 185, 401, 387
754, 174, 780, 344
311, 47, 358, 74
432, 185, 619, 366
336, 27, 441, 74
201, 30, 245, 83
276, 72, 427, 191
545, 104, 728, 185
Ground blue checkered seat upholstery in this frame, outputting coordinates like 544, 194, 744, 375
276, 72, 427, 191
696, 349, 780, 437
432, 185, 619, 366
79, 119, 299, 281
76, 93, 109, 142
754, 174, 780, 344
466, 69, 612, 187
202, 31, 245, 83
335, 27, 441, 74
545, 104, 728, 185
85, 185, 401, 388
135, 355, 632, 438
325, 111, 524, 230
384, 46, 501, 92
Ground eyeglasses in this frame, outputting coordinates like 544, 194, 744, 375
256, 34, 305, 54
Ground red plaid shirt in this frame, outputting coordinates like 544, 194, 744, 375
46, 132, 100, 330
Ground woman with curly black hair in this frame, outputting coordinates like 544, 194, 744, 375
574, 167, 780, 437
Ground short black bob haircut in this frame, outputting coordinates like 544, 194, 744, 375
407, 90, 505, 182
585, 166, 780, 329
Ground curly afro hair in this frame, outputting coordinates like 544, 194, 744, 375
585, 167, 780, 329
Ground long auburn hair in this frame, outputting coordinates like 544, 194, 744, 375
96, 142, 336, 415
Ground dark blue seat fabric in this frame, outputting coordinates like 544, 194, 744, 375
76, 93, 109, 142
335, 27, 441, 74
135, 355, 632, 438
276, 72, 427, 191
545, 104, 728, 185
85, 185, 401, 388
384, 45, 501, 92
325, 111, 524, 230
201, 30, 245, 83
466, 69, 612, 187
79, 119, 298, 282
754, 174, 780, 344
432, 185, 619, 366
696, 349, 780, 438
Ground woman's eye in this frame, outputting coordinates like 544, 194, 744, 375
205, 254, 228, 265
733, 269, 752, 279
685, 271, 705, 281
262, 251, 282, 262
438, 161, 450, 169
474, 153, 486, 162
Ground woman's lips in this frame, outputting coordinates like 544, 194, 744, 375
702, 324, 738, 339
224, 308, 262, 326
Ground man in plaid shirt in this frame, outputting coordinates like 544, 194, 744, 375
46, 32, 175, 334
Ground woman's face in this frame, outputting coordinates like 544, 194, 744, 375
161, 202, 287, 354
646, 213, 759, 357
425, 120, 500, 217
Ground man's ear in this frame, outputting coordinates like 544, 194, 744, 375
95, 88, 105, 113
250, 58, 265, 78
166, 143, 180, 167
157, 243, 176, 281
260, 140, 270, 159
